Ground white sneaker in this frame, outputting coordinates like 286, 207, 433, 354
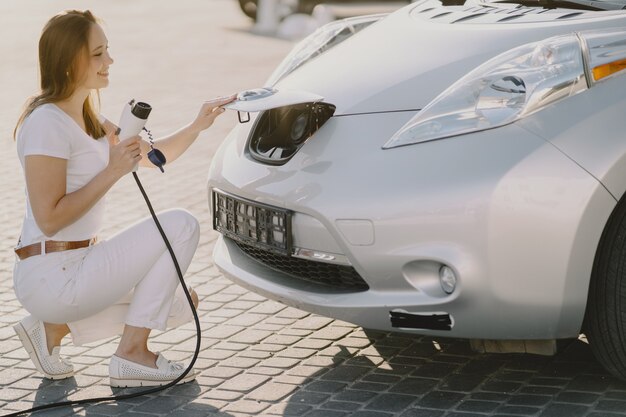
109, 353, 198, 388
13, 316, 75, 379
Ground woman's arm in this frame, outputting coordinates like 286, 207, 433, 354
102, 96, 235, 169
25, 137, 142, 237
144, 95, 236, 166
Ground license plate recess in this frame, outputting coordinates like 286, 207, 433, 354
212, 190, 292, 256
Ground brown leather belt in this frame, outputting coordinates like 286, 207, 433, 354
14, 238, 97, 261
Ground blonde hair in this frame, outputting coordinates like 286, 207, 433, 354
14, 9, 106, 139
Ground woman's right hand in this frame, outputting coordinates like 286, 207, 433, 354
107, 135, 143, 178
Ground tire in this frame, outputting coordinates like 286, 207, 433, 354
584, 194, 626, 380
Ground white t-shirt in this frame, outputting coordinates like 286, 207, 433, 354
16, 103, 109, 246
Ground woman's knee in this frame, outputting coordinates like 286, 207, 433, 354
159, 209, 200, 244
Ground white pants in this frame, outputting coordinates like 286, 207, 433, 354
13, 209, 200, 346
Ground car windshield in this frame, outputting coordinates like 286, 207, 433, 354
483, 0, 626, 10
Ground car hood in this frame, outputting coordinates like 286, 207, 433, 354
273, 0, 626, 115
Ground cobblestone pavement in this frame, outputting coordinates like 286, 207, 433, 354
2, 1, 626, 416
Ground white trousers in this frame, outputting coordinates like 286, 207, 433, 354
13, 209, 200, 346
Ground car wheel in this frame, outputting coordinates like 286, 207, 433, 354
584, 196, 626, 380
238, 0, 258, 20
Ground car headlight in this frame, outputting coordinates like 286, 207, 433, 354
266, 14, 385, 87
383, 34, 588, 149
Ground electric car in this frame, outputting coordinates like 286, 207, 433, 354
208, 0, 626, 379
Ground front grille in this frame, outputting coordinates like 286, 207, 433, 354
234, 241, 369, 292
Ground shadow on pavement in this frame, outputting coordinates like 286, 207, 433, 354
282, 330, 626, 416
25, 378, 233, 417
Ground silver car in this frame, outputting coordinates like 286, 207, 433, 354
208, 0, 626, 379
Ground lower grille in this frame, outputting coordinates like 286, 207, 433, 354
234, 241, 369, 292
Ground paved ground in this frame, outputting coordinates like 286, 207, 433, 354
2, 1, 626, 416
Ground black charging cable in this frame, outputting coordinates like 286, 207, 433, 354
3, 171, 201, 417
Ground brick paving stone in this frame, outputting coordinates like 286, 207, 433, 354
481, 379, 524, 393
303, 410, 349, 417
238, 350, 273, 360
362, 373, 402, 384
246, 381, 299, 401
495, 405, 542, 415
348, 355, 386, 367
0, 368, 34, 385
310, 326, 354, 341
304, 355, 346, 368
218, 356, 261, 369
248, 300, 287, 315
260, 357, 301, 369
389, 377, 438, 395
223, 399, 270, 414
554, 390, 600, 404
217, 373, 270, 392
0, 387, 32, 401
288, 390, 331, 405
276, 308, 313, 320
184, 398, 229, 411
440, 374, 485, 392
566, 375, 614, 392
288, 365, 331, 378
212, 341, 249, 352
595, 399, 626, 412
281, 328, 314, 337
350, 411, 395, 417
322, 365, 371, 382
520, 385, 561, 396
265, 402, 313, 416
507, 394, 552, 407
246, 366, 284, 376
365, 393, 416, 412
264, 317, 299, 327
538, 403, 588, 416
276, 347, 317, 359
470, 392, 510, 402
323, 400, 362, 411
229, 329, 273, 344
527, 377, 570, 387
272, 374, 310, 385
456, 399, 500, 413
205, 325, 245, 339
399, 409, 445, 417
211, 303, 250, 318
225, 313, 266, 327
293, 317, 335, 330
417, 391, 466, 409
203, 389, 245, 401
412, 362, 460, 379
204, 366, 244, 379
306, 380, 348, 393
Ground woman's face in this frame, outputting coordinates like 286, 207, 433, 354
81, 23, 113, 90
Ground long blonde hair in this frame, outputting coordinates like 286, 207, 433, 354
14, 10, 106, 140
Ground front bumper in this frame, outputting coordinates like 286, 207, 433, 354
208, 111, 615, 339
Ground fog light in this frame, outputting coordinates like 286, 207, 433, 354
439, 265, 457, 294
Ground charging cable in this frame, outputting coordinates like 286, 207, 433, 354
3, 170, 201, 417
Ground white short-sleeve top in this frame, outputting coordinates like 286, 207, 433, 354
16, 103, 109, 246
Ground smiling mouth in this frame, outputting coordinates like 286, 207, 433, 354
98, 71, 109, 77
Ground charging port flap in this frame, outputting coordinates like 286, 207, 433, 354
224, 87, 324, 113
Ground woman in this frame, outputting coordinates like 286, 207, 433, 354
12, 9, 234, 387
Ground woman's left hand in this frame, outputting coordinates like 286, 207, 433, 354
189, 94, 237, 134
